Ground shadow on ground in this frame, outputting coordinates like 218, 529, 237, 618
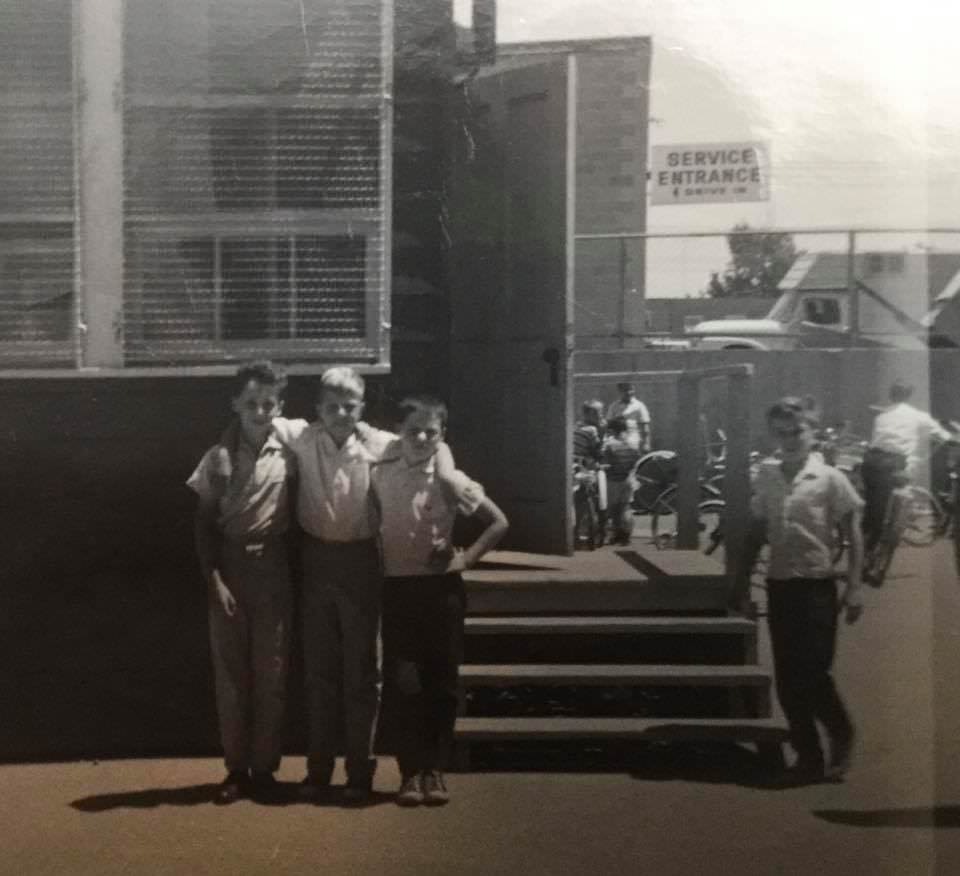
814, 806, 960, 829
70, 783, 395, 812
466, 740, 777, 789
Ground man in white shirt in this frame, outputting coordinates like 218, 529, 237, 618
606, 382, 651, 452
862, 380, 949, 551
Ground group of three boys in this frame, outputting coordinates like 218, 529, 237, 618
188, 362, 507, 807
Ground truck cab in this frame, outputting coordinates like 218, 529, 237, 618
686, 288, 850, 350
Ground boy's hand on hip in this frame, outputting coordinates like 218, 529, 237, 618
445, 548, 468, 574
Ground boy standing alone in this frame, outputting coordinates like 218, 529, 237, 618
188, 361, 294, 804
747, 397, 865, 786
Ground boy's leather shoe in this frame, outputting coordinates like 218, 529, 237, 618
214, 770, 249, 805
249, 772, 280, 801
342, 782, 372, 807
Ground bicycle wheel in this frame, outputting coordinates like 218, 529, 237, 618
650, 486, 724, 551
866, 490, 906, 587
899, 485, 945, 547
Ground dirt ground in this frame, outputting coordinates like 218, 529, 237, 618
4, 541, 960, 875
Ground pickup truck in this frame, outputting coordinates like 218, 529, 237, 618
684, 252, 935, 351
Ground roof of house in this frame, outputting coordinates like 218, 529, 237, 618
779, 251, 960, 305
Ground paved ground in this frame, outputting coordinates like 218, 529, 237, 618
4, 541, 960, 875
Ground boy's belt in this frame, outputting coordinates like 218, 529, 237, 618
304, 533, 377, 550
223, 533, 287, 552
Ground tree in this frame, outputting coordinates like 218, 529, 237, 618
705, 223, 799, 297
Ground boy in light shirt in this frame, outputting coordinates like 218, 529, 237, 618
188, 361, 295, 804
371, 396, 508, 806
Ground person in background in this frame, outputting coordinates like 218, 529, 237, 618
602, 416, 641, 546
862, 379, 950, 554
573, 400, 608, 545
606, 382, 651, 452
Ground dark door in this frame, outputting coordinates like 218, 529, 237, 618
449, 56, 576, 554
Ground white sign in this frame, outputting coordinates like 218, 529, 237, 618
650, 142, 770, 205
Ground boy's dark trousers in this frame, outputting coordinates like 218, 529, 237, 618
301, 536, 382, 787
860, 447, 906, 550
209, 537, 292, 774
382, 573, 465, 778
766, 578, 854, 766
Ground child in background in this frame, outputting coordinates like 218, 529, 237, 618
573, 400, 608, 547
602, 416, 642, 546
371, 396, 508, 807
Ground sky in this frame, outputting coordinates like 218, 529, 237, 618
458, 0, 960, 296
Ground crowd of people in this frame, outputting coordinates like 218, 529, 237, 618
188, 362, 508, 807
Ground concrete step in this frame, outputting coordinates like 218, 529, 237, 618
465, 548, 729, 615
455, 715, 787, 744
460, 663, 770, 687
465, 616, 756, 637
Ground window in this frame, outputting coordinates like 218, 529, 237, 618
121, 0, 390, 370
124, 229, 375, 364
801, 296, 842, 326
0, 0, 391, 373
0, 2, 75, 368
866, 253, 905, 275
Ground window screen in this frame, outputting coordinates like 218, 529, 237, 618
123, 0, 390, 368
0, 1, 75, 366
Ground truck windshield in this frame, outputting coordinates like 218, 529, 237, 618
766, 291, 796, 323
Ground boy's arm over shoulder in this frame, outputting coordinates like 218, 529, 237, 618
271, 415, 310, 448
356, 421, 399, 460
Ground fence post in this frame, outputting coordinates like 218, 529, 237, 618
847, 230, 859, 346
618, 237, 627, 347
676, 372, 701, 548
725, 368, 753, 610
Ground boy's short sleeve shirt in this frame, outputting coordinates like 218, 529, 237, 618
276, 417, 396, 542
751, 454, 863, 580
372, 455, 485, 578
607, 398, 651, 426
187, 432, 292, 540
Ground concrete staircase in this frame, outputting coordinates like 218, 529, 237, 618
454, 551, 787, 769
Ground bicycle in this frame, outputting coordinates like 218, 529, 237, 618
629, 441, 725, 550
573, 459, 606, 550
859, 425, 960, 586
